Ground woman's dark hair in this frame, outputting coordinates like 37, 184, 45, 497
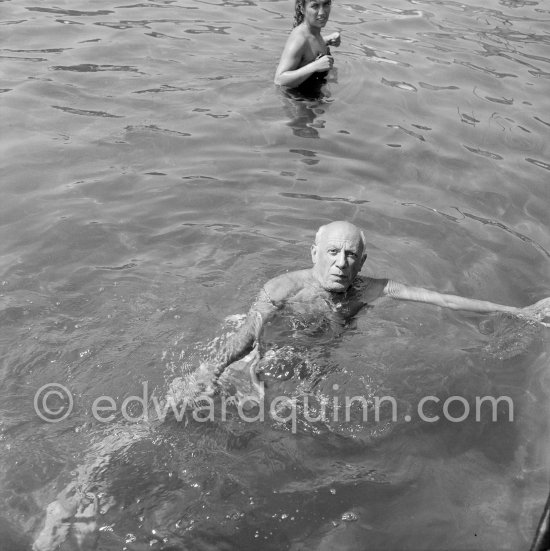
293, 0, 306, 27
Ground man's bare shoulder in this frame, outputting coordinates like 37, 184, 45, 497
263, 269, 313, 305
361, 276, 390, 302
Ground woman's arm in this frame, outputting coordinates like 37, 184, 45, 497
274, 33, 332, 87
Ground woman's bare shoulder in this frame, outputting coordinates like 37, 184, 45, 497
284, 25, 309, 52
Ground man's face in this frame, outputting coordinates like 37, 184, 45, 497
311, 225, 366, 292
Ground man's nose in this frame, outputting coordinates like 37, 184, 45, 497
335, 251, 347, 268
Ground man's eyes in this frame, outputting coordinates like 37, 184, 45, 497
327, 249, 357, 258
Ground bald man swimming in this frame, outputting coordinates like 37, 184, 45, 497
197, 221, 549, 391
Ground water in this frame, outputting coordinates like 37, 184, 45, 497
1, 0, 549, 548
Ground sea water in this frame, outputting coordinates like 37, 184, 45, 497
1, 0, 549, 549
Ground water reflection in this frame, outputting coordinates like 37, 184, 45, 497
277, 72, 335, 139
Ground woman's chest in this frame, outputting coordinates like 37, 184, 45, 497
301, 35, 327, 63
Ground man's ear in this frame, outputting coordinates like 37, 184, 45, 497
311, 244, 318, 264
359, 253, 367, 270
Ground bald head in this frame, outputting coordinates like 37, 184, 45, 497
311, 221, 367, 292
315, 221, 366, 256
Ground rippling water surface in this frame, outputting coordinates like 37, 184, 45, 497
1, 0, 550, 549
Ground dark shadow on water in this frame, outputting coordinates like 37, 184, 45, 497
278, 73, 333, 139
0, 517, 31, 551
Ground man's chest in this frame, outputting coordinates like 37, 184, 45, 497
287, 288, 365, 319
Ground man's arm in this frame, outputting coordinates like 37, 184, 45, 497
207, 289, 278, 382
382, 280, 550, 324
210, 294, 273, 379
196, 272, 304, 391
383, 280, 519, 314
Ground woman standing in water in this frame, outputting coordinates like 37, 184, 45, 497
274, 0, 341, 88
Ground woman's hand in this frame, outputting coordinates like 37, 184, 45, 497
325, 32, 341, 47
312, 54, 334, 72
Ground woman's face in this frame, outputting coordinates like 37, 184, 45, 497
303, 0, 331, 29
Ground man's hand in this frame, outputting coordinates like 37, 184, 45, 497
217, 344, 264, 408
192, 362, 220, 396
518, 297, 550, 327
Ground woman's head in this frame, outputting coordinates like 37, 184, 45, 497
293, 0, 306, 27
293, 0, 332, 28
